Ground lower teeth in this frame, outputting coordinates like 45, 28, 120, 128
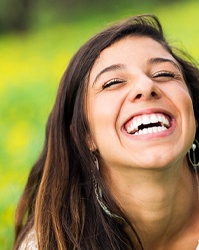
134, 126, 167, 135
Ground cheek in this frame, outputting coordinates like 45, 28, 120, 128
177, 89, 196, 136
164, 83, 193, 113
88, 92, 121, 124
87, 93, 122, 145
181, 90, 195, 117
88, 98, 115, 133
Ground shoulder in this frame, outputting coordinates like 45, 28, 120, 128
18, 229, 38, 250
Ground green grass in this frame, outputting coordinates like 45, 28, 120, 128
0, 1, 199, 249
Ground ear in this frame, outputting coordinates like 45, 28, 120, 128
70, 124, 97, 151
86, 135, 97, 152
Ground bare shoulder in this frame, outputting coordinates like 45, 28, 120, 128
18, 229, 38, 250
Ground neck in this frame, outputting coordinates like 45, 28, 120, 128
103, 159, 199, 249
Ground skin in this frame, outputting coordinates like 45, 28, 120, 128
87, 36, 198, 249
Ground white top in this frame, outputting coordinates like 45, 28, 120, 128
19, 230, 38, 250
196, 240, 199, 250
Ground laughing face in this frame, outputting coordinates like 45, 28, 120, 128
87, 36, 196, 171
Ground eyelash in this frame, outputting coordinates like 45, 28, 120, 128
152, 71, 176, 78
102, 71, 181, 89
102, 79, 125, 89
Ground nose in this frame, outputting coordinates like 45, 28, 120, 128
128, 75, 162, 102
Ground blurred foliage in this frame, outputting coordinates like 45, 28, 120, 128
0, 0, 199, 249
0, 0, 187, 33
0, 0, 33, 32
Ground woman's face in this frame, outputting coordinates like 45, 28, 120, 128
87, 36, 196, 171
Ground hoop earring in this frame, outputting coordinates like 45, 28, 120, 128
92, 155, 124, 220
188, 139, 199, 168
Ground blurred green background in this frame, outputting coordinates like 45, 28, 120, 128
0, 0, 199, 249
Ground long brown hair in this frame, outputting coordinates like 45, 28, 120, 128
14, 14, 199, 249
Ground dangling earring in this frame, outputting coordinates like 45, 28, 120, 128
93, 154, 99, 170
188, 139, 199, 168
92, 155, 124, 220
188, 139, 199, 200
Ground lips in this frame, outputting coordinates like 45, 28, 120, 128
124, 113, 171, 135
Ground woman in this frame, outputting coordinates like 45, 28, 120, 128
14, 14, 199, 250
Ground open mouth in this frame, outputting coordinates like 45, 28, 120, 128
125, 113, 171, 136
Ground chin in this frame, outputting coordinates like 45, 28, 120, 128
133, 153, 180, 170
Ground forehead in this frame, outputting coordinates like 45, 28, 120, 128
89, 36, 177, 82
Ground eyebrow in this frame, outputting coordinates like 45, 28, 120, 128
148, 57, 181, 71
92, 63, 125, 86
92, 57, 181, 86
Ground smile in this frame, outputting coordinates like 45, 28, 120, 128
125, 113, 171, 135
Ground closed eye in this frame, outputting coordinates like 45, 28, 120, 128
152, 70, 184, 82
152, 71, 175, 78
102, 79, 125, 89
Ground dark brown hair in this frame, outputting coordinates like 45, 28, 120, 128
14, 14, 199, 250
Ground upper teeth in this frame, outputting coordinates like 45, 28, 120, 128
126, 113, 170, 134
